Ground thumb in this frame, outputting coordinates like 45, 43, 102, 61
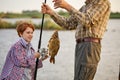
42, 3, 49, 8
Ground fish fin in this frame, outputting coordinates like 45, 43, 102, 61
50, 57, 55, 64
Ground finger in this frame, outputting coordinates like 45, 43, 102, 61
43, 3, 50, 9
42, 3, 46, 7
42, 3, 48, 7
54, 6, 59, 9
52, 0, 56, 2
54, 0, 61, 3
54, 3, 59, 9
41, 7, 46, 12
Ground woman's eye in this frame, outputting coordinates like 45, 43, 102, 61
26, 31, 33, 34
27, 32, 30, 34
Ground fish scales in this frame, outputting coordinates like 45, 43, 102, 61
47, 30, 60, 64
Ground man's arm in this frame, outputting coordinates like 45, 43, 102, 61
41, 3, 78, 30
68, 0, 110, 27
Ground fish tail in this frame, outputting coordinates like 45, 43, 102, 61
50, 57, 55, 64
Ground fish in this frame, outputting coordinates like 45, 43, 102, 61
47, 30, 60, 64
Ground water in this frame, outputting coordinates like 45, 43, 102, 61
0, 19, 120, 80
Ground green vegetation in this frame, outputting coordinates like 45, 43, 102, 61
110, 12, 120, 19
41, 19, 63, 30
0, 10, 51, 18
0, 19, 64, 30
0, 10, 120, 29
0, 10, 120, 19
0, 20, 15, 29
0, 10, 42, 18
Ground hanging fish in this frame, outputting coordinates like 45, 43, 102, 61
47, 30, 60, 64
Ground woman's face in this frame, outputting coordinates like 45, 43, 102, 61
20, 27, 34, 43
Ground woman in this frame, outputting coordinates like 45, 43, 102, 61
0, 22, 48, 80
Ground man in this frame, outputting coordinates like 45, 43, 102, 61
41, 0, 111, 80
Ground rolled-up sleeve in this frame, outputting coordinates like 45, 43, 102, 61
51, 11, 78, 30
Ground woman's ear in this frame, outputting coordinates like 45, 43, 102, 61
19, 33, 22, 37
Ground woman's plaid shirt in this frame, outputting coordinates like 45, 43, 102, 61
51, 0, 111, 39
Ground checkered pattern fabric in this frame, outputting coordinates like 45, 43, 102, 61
51, 0, 111, 39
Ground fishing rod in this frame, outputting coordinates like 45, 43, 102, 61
34, 0, 47, 79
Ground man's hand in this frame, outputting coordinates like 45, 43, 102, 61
52, 0, 71, 11
41, 3, 54, 16
52, 0, 65, 9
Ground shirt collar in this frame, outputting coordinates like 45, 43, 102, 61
20, 37, 32, 48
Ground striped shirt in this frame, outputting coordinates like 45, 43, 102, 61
51, 0, 111, 39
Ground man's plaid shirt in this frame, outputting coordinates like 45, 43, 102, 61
51, 0, 111, 39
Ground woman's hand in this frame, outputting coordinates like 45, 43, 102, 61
34, 52, 40, 58
42, 54, 49, 61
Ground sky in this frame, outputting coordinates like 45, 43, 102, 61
0, 0, 120, 13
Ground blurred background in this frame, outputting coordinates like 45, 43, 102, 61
0, 0, 120, 80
